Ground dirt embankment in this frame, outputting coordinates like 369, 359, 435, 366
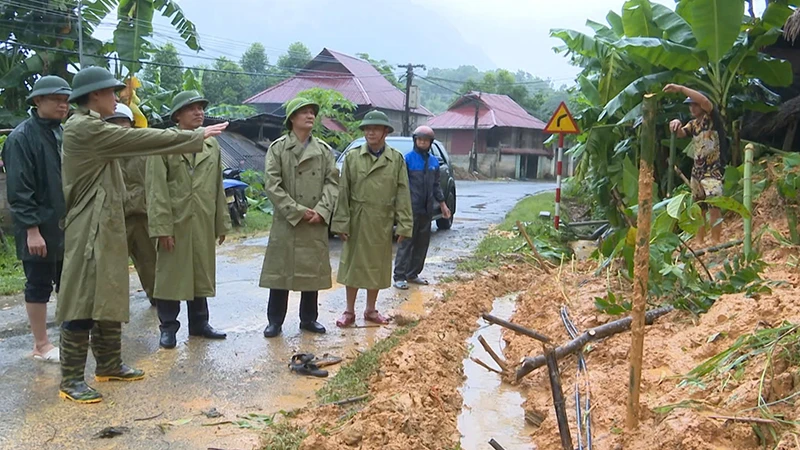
289, 270, 536, 450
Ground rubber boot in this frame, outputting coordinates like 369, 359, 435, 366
59, 327, 102, 404
91, 321, 145, 382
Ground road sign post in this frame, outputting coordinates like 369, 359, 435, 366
544, 102, 580, 230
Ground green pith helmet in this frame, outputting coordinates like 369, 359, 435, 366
169, 90, 208, 121
359, 110, 394, 134
283, 97, 320, 130
68, 67, 125, 102
26, 76, 72, 106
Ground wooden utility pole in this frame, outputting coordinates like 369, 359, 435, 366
398, 63, 425, 137
627, 93, 657, 430
77, 0, 85, 66
469, 92, 481, 173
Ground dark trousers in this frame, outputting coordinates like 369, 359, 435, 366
267, 290, 319, 326
394, 214, 432, 281
23, 260, 63, 303
156, 297, 210, 333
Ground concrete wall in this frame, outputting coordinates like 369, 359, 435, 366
450, 152, 517, 179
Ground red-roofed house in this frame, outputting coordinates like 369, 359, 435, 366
245, 48, 432, 136
428, 92, 572, 179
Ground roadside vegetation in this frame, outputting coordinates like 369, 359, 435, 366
0, 236, 24, 296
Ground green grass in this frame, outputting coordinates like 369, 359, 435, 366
261, 422, 307, 450
0, 237, 25, 296
316, 322, 418, 404
232, 210, 273, 237
457, 191, 569, 272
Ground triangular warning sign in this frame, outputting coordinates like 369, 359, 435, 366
544, 102, 580, 134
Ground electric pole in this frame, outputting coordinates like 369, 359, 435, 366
469, 92, 481, 173
398, 63, 425, 136
77, 0, 85, 67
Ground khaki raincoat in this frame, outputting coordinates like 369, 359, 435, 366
56, 109, 205, 323
331, 143, 413, 290
259, 133, 339, 291
122, 156, 157, 298
146, 132, 230, 301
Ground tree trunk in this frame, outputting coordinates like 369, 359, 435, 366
627, 93, 657, 430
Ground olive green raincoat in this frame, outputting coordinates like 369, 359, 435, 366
56, 109, 205, 323
121, 156, 156, 298
259, 133, 339, 291
331, 143, 413, 290
146, 132, 230, 301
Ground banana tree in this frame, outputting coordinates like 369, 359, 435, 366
553, 0, 793, 225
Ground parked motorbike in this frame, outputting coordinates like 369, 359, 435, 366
222, 168, 249, 227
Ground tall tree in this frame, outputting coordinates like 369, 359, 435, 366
240, 42, 272, 98
141, 43, 184, 92
276, 42, 312, 74
202, 57, 249, 106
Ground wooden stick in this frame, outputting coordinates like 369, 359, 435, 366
687, 239, 744, 259
516, 220, 552, 273
471, 357, 503, 375
708, 415, 778, 425
330, 394, 370, 407
477, 335, 509, 371
677, 235, 713, 281
488, 439, 507, 450
516, 306, 674, 380
628, 93, 657, 430
674, 164, 691, 186
545, 344, 574, 450
482, 313, 551, 343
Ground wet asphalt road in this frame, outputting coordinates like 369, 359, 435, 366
0, 180, 553, 450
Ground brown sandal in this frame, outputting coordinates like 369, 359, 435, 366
336, 311, 356, 328
364, 310, 389, 325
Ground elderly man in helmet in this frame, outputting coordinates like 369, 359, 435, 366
331, 110, 413, 327
104, 103, 157, 308
58, 66, 227, 403
260, 96, 339, 338
393, 125, 451, 289
4, 75, 71, 364
146, 90, 231, 349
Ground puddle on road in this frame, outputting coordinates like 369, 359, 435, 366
459, 293, 534, 450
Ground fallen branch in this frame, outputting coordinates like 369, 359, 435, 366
478, 335, 509, 371
133, 412, 163, 422
471, 357, 503, 375
674, 165, 691, 186
516, 220, 552, 273
688, 240, 744, 259
516, 306, 674, 380
709, 415, 778, 425
482, 313, 551, 344
330, 394, 370, 407
545, 345, 574, 450
677, 235, 713, 281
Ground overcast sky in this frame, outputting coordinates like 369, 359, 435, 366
410, 0, 766, 85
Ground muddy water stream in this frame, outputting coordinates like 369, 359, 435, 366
459, 293, 534, 450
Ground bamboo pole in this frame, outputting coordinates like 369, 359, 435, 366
627, 93, 657, 430
668, 131, 676, 196
481, 313, 551, 343
744, 144, 754, 258
544, 344, 574, 450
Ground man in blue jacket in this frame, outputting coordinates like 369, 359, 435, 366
393, 125, 450, 289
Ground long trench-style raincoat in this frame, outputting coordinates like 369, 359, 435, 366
146, 132, 230, 301
56, 109, 205, 323
121, 155, 156, 298
331, 143, 413, 290
259, 133, 339, 291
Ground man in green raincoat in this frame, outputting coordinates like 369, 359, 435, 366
104, 103, 157, 307
4, 75, 71, 364
147, 90, 231, 349
331, 110, 413, 328
58, 66, 228, 404
260, 96, 339, 338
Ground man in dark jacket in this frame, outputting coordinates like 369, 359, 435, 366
4, 75, 72, 363
393, 125, 450, 289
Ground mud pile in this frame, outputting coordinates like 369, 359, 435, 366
292, 269, 536, 450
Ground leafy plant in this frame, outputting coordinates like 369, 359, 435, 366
595, 290, 632, 315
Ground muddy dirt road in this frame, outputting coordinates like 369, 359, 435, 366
0, 180, 553, 450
